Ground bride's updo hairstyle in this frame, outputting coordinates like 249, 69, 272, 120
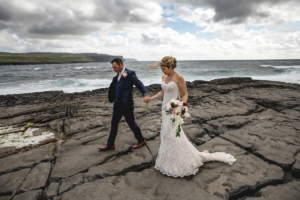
149, 56, 177, 69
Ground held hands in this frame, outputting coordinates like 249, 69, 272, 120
143, 95, 151, 104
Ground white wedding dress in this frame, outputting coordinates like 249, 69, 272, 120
154, 81, 237, 177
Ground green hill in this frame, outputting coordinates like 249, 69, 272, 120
0, 52, 123, 65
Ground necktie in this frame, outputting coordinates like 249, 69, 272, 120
118, 73, 122, 81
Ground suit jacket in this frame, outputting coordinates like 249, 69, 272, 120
108, 68, 148, 108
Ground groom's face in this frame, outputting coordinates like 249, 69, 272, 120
112, 62, 123, 73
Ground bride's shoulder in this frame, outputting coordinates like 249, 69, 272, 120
174, 72, 184, 80
162, 74, 165, 80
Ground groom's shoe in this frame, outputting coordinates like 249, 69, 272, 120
132, 139, 146, 149
99, 145, 115, 151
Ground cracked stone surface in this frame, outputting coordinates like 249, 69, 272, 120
245, 181, 300, 200
12, 190, 43, 200
1, 78, 300, 200
19, 162, 52, 192
46, 182, 60, 199
58, 173, 84, 195
0, 143, 55, 175
0, 168, 31, 196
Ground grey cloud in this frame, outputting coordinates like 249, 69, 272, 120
168, 0, 296, 24
0, 0, 163, 39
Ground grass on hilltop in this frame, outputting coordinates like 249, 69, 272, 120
0, 52, 116, 64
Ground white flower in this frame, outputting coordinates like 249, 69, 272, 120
166, 103, 171, 110
175, 107, 181, 113
184, 106, 188, 112
184, 113, 191, 118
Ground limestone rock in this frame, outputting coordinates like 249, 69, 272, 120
46, 182, 60, 199
0, 168, 31, 196
221, 121, 300, 170
84, 145, 153, 181
0, 143, 55, 175
19, 162, 52, 192
292, 160, 300, 178
59, 174, 84, 195
12, 190, 43, 200
194, 137, 284, 199
245, 181, 300, 200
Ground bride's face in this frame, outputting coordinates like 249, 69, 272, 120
160, 66, 173, 75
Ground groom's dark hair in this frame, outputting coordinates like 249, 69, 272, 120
111, 58, 123, 66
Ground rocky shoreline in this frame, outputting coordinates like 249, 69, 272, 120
0, 77, 300, 200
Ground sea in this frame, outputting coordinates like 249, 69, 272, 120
0, 60, 300, 95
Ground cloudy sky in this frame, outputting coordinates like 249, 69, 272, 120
0, 0, 299, 61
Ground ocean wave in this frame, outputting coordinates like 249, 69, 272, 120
34, 68, 42, 70
0, 78, 112, 95
260, 65, 300, 69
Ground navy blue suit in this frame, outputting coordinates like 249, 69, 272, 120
107, 68, 148, 146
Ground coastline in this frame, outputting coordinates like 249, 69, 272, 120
0, 77, 300, 200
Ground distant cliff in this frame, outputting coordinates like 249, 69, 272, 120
0, 52, 124, 65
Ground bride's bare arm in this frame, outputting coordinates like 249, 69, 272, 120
150, 90, 164, 101
177, 74, 188, 103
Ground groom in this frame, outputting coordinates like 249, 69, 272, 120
99, 58, 150, 151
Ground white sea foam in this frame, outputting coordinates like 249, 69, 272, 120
0, 126, 55, 148
0, 78, 112, 95
260, 65, 300, 69
34, 68, 42, 70
74, 67, 84, 69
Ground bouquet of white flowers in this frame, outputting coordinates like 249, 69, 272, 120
166, 97, 191, 137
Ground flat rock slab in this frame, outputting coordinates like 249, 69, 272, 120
12, 189, 43, 200
46, 182, 60, 199
59, 173, 84, 195
61, 168, 218, 200
245, 181, 300, 200
19, 162, 52, 192
84, 145, 153, 181
292, 160, 300, 178
232, 87, 300, 111
0, 168, 31, 196
146, 136, 161, 160
0, 143, 55, 175
189, 94, 257, 123
194, 137, 284, 199
50, 135, 133, 181
221, 120, 300, 170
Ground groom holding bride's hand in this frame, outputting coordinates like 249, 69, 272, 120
99, 58, 151, 151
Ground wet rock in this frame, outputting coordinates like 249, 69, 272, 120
19, 162, 52, 192
84, 145, 153, 181
46, 182, 60, 199
12, 189, 43, 200
0, 168, 31, 196
245, 181, 300, 200
0, 143, 55, 175
59, 174, 83, 195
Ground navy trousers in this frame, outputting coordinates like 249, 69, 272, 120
107, 100, 145, 146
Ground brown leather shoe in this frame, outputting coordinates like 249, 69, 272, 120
132, 139, 146, 149
98, 145, 115, 151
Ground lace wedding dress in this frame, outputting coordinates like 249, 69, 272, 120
154, 81, 237, 177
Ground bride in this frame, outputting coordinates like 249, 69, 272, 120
146, 56, 236, 179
